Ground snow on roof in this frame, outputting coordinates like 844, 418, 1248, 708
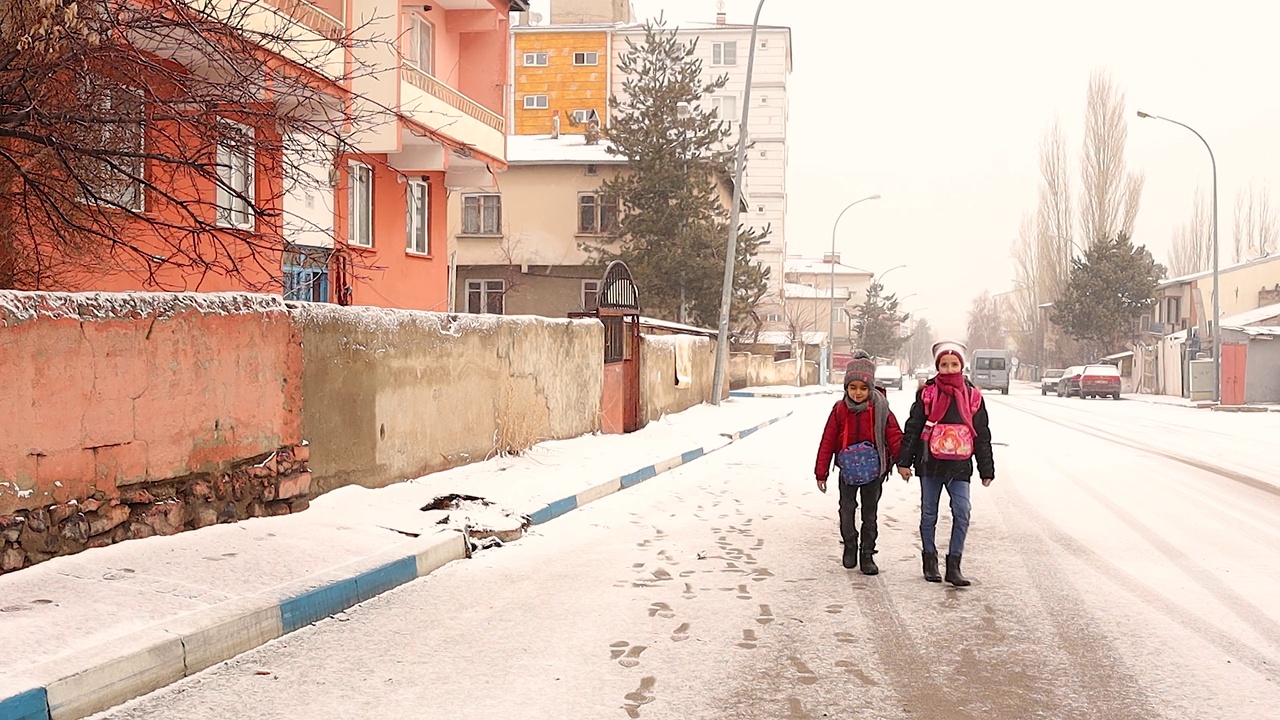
505, 134, 626, 166
1158, 254, 1280, 287
755, 330, 827, 346
784, 282, 849, 300
1223, 325, 1280, 337
1219, 302, 1280, 328
785, 258, 872, 276
638, 316, 718, 338
616, 21, 792, 33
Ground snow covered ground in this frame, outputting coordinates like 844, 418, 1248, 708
84, 382, 1280, 720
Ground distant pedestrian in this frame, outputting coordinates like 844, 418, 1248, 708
897, 341, 995, 586
814, 356, 904, 574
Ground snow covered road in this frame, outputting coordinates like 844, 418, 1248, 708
90, 386, 1280, 720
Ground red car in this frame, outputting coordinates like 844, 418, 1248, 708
1079, 364, 1122, 400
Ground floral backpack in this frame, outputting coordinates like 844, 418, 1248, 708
921, 383, 983, 462
835, 418, 883, 486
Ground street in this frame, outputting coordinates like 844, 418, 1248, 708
91, 385, 1280, 720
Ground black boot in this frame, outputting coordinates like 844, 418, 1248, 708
922, 551, 942, 582
945, 554, 971, 587
859, 550, 879, 576
842, 541, 858, 569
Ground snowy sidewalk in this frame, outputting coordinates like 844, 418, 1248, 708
0, 394, 806, 720
729, 384, 837, 399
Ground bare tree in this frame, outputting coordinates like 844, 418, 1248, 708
1036, 120, 1074, 301
966, 291, 1003, 351
1078, 71, 1143, 246
0, 0, 388, 291
1233, 180, 1278, 263
1168, 189, 1211, 277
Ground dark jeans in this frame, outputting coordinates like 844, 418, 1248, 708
838, 478, 884, 552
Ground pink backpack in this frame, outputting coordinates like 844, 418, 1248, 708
921, 384, 983, 461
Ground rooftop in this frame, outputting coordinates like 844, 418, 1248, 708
784, 282, 850, 300
1158, 253, 1280, 287
505, 134, 626, 166
1219, 301, 1280, 327
785, 258, 872, 276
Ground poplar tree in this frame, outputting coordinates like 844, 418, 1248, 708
582, 19, 769, 329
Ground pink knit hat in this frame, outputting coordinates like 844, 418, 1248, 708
932, 340, 968, 369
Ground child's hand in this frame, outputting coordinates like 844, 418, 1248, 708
897, 466, 912, 482
816, 477, 827, 494
981, 477, 994, 487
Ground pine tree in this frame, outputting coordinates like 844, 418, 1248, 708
851, 280, 910, 359
1051, 234, 1165, 355
581, 20, 769, 328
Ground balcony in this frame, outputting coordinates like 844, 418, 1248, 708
401, 65, 506, 162
178, 0, 345, 82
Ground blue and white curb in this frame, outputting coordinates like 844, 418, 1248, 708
0, 532, 467, 720
0, 410, 793, 720
527, 411, 792, 527
730, 388, 835, 399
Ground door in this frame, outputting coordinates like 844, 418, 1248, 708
1221, 343, 1247, 405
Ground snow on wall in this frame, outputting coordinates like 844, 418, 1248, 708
0, 290, 286, 326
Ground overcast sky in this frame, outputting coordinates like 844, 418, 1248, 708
626, 0, 1280, 341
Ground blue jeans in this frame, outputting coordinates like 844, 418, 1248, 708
919, 477, 971, 555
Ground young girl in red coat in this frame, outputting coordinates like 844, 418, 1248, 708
814, 356, 904, 574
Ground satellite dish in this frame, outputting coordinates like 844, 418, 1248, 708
717, 0, 726, 8
531, 11, 543, 23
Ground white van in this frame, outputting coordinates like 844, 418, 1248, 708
972, 349, 1011, 394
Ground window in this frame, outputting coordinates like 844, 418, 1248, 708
573, 51, 599, 66
582, 280, 600, 311
584, 164, 598, 176
523, 94, 549, 110
216, 122, 254, 229
466, 279, 505, 314
578, 193, 618, 234
406, 180, 430, 254
407, 15, 433, 73
462, 194, 502, 235
283, 245, 331, 303
765, 312, 783, 323
84, 86, 145, 210
975, 357, 1007, 370
523, 52, 548, 66
760, 40, 768, 49
348, 162, 373, 247
572, 109, 595, 124
709, 95, 737, 126
712, 41, 737, 66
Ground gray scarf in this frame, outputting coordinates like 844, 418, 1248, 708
844, 390, 890, 477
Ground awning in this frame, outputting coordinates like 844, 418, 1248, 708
1103, 351, 1135, 360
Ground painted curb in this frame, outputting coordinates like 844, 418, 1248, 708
3, 531, 468, 720
729, 388, 834, 398
528, 410, 793, 527
0, 410, 794, 720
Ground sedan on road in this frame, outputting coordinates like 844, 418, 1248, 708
1057, 366, 1085, 398
875, 365, 904, 390
1079, 364, 1122, 399
1041, 368, 1065, 395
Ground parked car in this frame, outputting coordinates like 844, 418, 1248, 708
1079, 364, 1122, 399
1041, 368, 1065, 396
972, 349, 1011, 395
1057, 366, 1085, 398
913, 367, 933, 382
874, 365, 904, 390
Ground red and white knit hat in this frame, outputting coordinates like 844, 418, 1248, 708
932, 340, 968, 369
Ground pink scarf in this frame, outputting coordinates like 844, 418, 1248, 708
924, 372, 982, 434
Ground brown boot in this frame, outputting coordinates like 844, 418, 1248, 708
945, 554, 971, 587
922, 551, 941, 582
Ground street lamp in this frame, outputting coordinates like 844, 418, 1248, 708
828, 194, 882, 379
876, 264, 907, 283
1137, 110, 1220, 401
711, 0, 767, 405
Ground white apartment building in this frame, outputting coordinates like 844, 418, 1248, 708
613, 14, 793, 315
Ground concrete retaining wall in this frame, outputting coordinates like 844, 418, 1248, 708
639, 334, 717, 423
291, 305, 604, 493
728, 351, 817, 389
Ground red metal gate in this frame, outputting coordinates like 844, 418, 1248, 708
572, 262, 642, 434
1221, 343, 1247, 406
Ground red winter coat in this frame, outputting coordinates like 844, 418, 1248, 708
815, 400, 904, 482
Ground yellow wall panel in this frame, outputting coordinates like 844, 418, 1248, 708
513, 30, 612, 135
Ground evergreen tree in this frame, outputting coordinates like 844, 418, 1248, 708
851, 280, 910, 359
906, 317, 934, 370
1051, 234, 1165, 355
581, 20, 769, 328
